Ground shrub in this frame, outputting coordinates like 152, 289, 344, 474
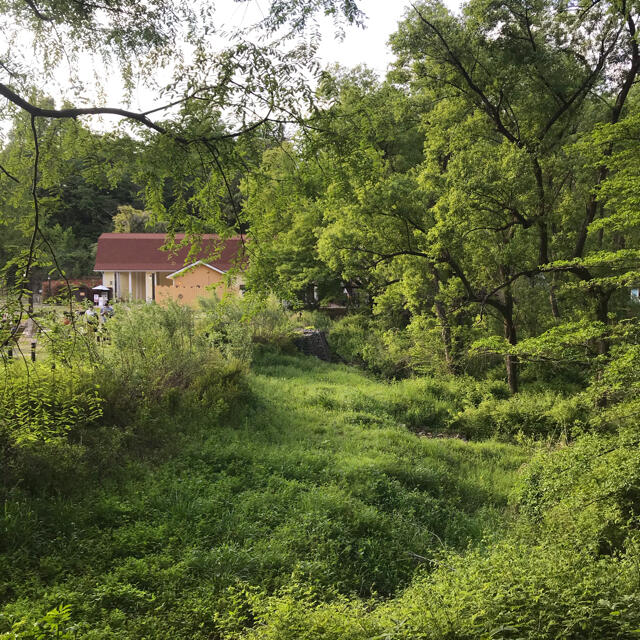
190, 354, 248, 414
292, 310, 334, 333
450, 391, 589, 440
0, 302, 249, 490
246, 538, 640, 640
1, 604, 81, 639
328, 313, 504, 380
0, 363, 102, 451
243, 426, 640, 640
97, 302, 211, 421
328, 315, 407, 378
326, 314, 369, 364
198, 295, 295, 362
248, 298, 297, 348
198, 295, 254, 362
585, 343, 640, 432
515, 430, 640, 548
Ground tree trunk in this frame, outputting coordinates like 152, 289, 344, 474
502, 290, 519, 394
434, 299, 457, 375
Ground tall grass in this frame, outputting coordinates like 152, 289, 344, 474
0, 302, 246, 492
0, 350, 526, 638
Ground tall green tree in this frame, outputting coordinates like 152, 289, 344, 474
243, 67, 430, 310
242, 143, 342, 306
246, 0, 640, 391
380, 0, 640, 390
0, 111, 144, 287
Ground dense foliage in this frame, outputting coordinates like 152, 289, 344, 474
1, 0, 640, 637
243, 0, 640, 395
0, 314, 526, 638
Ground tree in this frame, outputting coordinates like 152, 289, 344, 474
242, 67, 431, 311
242, 143, 343, 307
0, 0, 364, 333
0, 110, 147, 295
384, 0, 640, 391
245, 0, 640, 392
112, 206, 167, 234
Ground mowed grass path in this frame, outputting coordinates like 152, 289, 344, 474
0, 352, 528, 639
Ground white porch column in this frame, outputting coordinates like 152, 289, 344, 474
128, 271, 132, 301
145, 272, 154, 302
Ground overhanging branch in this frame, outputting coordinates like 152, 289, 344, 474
0, 82, 274, 144
21, 0, 52, 21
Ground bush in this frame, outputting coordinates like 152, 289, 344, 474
292, 310, 334, 333
450, 391, 589, 440
515, 430, 640, 548
328, 313, 505, 380
0, 302, 248, 490
242, 426, 640, 640
246, 537, 640, 640
0, 604, 81, 639
198, 295, 295, 362
97, 302, 213, 421
190, 354, 248, 412
405, 313, 497, 377
328, 315, 408, 378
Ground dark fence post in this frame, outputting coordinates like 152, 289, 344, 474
31, 341, 36, 362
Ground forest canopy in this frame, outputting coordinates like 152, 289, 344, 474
1, 0, 639, 392
242, 0, 640, 392
0, 0, 364, 321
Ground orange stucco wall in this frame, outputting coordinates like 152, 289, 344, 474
157, 264, 242, 307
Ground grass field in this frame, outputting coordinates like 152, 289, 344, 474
0, 351, 528, 638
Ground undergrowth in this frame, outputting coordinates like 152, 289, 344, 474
0, 350, 526, 639
3, 304, 639, 639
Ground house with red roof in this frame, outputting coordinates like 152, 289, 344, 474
94, 233, 246, 306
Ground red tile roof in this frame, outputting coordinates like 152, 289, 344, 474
94, 233, 245, 272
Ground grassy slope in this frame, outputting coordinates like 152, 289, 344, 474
0, 352, 527, 639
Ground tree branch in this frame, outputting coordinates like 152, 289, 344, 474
0, 161, 19, 183
540, 24, 623, 140
21, 0, 52, 21
0, 82, 274, 144
411, 4, 520, 146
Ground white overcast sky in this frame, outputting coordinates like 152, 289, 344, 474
123, 0, 463, 113
316, 0, 454, 76
276, 0, 460, 75
219, 0, 458, 75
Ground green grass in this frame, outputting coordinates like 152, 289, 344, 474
0, 351, 527, 639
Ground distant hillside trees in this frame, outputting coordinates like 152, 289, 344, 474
0, 113, 143, 286
112, 206, 167, 234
